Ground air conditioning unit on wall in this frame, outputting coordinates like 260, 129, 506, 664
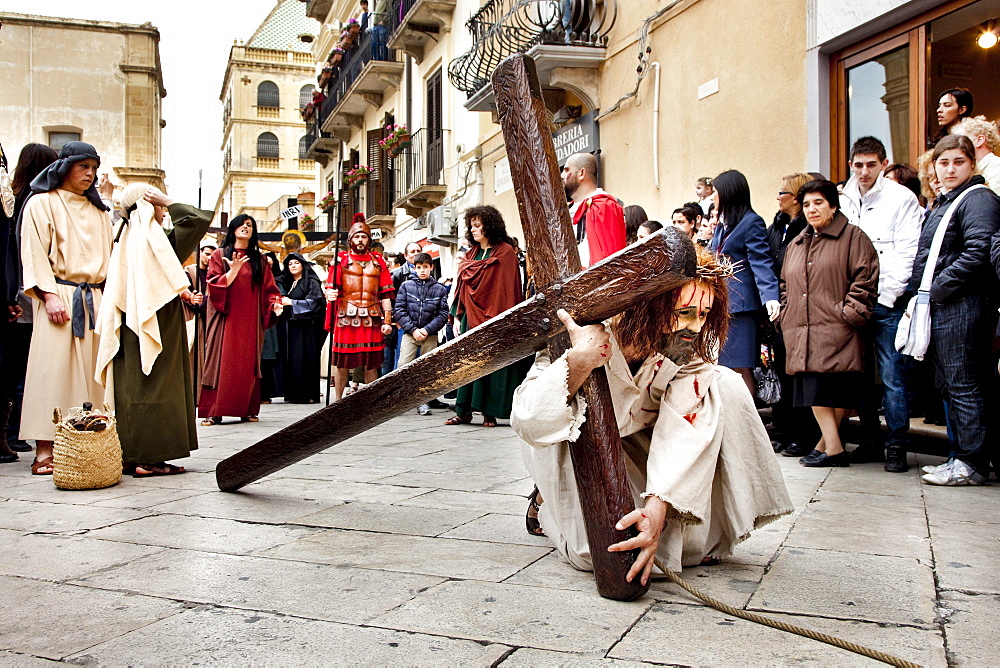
427, 205, 457, 245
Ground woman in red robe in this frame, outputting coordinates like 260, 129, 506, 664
199, 215, 281, 424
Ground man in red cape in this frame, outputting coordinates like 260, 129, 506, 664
562, 152, 626, 266
324, 214, 394, 400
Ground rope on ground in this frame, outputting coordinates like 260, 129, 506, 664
653, 557, 923, 668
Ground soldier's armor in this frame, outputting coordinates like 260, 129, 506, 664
338, 257, 383, 327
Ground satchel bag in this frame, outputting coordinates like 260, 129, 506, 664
51, 402, 122, 490
895, 185, 985, 359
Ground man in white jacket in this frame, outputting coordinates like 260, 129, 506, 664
840, 136, 923, 473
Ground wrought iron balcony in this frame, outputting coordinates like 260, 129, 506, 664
303, 106, 338, 167
448, 0, 617, 112
384, 0, 457, 64
392, 128, 448, 218
319, 28, 404, 141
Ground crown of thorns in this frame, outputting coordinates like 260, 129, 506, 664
694, 249, 737, 280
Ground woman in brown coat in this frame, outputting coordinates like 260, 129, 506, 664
780, 180, 879, 467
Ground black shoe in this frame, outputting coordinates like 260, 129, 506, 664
782, 442, 814, 457
427, 399, 450, 410
8, 439, 31, 452
884, 446, 909, 473
849, 442, 885, 463
799, 449, 824, 465
443, 390, 457, 399
772, 440, 788, 453
803, 450, 850, 467
0, 451, 17, 464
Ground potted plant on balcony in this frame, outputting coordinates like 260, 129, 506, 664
301, 102, 315, 121
346, 17, 361, 35
378, 123, 411, 158
328, 47, 345, 67
346, 164, 371, 188
339, 29, 355, 51
299, 214, 315, 232
318, 191, 337, 211
318, 65, 334, 88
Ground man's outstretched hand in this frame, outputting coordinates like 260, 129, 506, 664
607, 495, 668, 586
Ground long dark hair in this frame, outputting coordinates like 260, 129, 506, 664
12, 143, 58, 213
464, 205, 515, 248
713, 170, 753, 229
623, 204, 648, 244
222, 214, 263, 286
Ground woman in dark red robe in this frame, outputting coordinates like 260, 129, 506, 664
446, 206, 531, 427
199, 215, 281, 424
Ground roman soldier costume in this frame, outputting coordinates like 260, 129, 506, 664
325, 215, 394, 370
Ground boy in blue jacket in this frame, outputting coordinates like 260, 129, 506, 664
393, 252, 450, 414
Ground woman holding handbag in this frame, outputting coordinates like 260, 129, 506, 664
905, 134, 1000, 486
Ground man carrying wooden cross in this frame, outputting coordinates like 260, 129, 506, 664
512, 246, 793, 585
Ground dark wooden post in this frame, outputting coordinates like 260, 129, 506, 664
492, 54, 647, 601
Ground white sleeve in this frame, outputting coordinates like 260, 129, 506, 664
883, 191, 923, 307
511, 350, 588, 448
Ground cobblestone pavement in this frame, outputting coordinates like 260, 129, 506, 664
1, 398, 996, 666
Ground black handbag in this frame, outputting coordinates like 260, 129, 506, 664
753, 338, 781, 405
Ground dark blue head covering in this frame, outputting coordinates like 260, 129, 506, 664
28, 142, 109, 211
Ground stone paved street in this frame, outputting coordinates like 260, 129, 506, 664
1, 399, 996, 666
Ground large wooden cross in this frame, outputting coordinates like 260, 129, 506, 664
216, 55, 695, 601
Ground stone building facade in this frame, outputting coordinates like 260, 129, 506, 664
301, 0, 999, 276
0, 12, 166, 192
215, 0, 320, 233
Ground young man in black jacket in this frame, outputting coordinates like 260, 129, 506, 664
393, 253, 450, 414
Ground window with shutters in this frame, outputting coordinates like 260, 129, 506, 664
426, 69, 443, 185
298, 136, 309, 159
257, 132, 279, 158
341, 149, 360, 230
257, 81, 280, 108
299, 84, 315, 109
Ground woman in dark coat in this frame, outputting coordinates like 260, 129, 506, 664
766, 173, 820, 458
277, 252, 325, 403
916, 135, 1000, 486
446, 205, 531, 427
709, 170, 781, 394
780, 180, 879, 468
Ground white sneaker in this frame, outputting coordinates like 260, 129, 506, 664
921, 460, 951, 475
921, 459, 987, 486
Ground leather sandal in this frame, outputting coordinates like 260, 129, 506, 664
133, 462, 186, 477
482, 415, 498, 428
243, 415, 259, 423
200, 416, 221, 426
526, 486, 546, 536
444, 414, 472, 426
31, 457, 54, 475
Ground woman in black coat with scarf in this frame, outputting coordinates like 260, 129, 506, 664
277, 253, 325, 403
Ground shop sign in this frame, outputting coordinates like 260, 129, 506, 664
552, 111, 599, 164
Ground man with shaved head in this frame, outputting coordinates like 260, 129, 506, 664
562, 152, 626, 266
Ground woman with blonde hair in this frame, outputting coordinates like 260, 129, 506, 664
766, 173, 818, 457
95, 184, 212, 476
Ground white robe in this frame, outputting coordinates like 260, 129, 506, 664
512, 336, 793, 572
20, 190, 113, 441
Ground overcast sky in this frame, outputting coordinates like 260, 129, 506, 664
4, 0, 281, 206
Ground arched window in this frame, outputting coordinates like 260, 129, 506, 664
257, 132, 279, 158
257, 81, 280, 108
299, 84, 315, 109
298, 136, 310, 159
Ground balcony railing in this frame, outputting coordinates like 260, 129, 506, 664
324, 27, 401, 116
448, 0, 617, 97
392, 128, 448, 218
384, 0, 457, 64
303, 108, 337, 165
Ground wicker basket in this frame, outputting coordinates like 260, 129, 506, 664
51, 404, 122, 490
